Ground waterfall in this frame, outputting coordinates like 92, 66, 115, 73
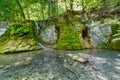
34, 21, 46, 49
0, 28, 6, 36
0, 21, 9, 36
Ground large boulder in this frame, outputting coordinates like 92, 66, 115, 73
88, 20, 112, 48
55, 15, 85, 50
40, 25, 57, 44
0, 21, 40, 54
0, 37, 40, 53
36, 21, 57, 46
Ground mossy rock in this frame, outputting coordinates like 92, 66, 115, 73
108, 23, 120, 49
55, 13, 85, 50
0, 37, 40, 54
0, 21, 41, 54
55, 25, 84, 50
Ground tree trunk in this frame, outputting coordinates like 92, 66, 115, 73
16, 0, 26, 21
81, 0, 85, 12
70, 0, 74, 10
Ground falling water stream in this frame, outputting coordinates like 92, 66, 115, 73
34, 21, 46, 49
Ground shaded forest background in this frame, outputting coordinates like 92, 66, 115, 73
0, 0, 120, 21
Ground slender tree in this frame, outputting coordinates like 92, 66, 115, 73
16, 0, 26, 21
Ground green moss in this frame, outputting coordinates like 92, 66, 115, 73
9, 23, 29, 37
0, 21, 41, 54
98, 42, 107, 48
108, 41, 120, 49
111, 24, 119, 35
0, 37, 40, 54
108, 22, 120, 49
55, 12, 85, 50
55, 25, 84, 50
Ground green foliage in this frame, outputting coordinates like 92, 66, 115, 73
108, 18, 120, 49
108, 40, 120, 50
0, 35, 8, 46
56, 25, 84, 50
111, 19, 120, 40
98, 42, 107, 48
9, 23, 30, 36
0, 0, 119, 21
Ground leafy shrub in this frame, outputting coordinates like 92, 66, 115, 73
108, 18, 120, 49
111, 18, 120, 42
9, 23, 30, 36
98, 42, 107, 48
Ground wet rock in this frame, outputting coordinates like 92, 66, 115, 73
37, 21, 57, 44
40, 25, 57, 44
68, 54, 88, 63
114, 58, 120, 66
14, 61, 24, 66
88, 20, 112, 47
0, 37, 40, 53
115, 66, 120, 70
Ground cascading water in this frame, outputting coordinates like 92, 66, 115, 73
34, 21, 46, 49
0, 21, 9, 36
0, 28, 6, 36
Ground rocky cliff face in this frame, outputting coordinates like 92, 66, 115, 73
36, 21, 57, 45
0, 21, 40, 53
0, 17, 120, 53
87, 20, 112, 48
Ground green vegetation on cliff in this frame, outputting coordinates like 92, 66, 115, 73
0, 21, 40, 53
108, 19, 120, 49
56, 25, 84, 50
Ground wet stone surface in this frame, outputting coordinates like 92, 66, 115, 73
0, 49, 120, 80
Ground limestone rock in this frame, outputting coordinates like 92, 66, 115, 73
88, 20, 112, 47
40, 25, 57, 44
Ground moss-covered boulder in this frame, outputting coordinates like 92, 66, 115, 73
0, 37, 40, 53
55, 25, 84, 50
0, 21, 40, 54
55, 12, 85, 50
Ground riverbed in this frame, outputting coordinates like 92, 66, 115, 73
0, 49, 120, 80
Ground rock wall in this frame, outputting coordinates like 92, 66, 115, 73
87, 20, 112, 48
36, 21, 57, 45
0, 17, 120, 53
0, 21, 40, 53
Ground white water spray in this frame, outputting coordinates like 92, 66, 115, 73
34, 21, 46, 49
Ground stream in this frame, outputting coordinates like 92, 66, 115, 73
0, 49, 120, 80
